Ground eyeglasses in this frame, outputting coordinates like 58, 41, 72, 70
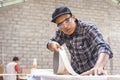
57, 16, 71, 28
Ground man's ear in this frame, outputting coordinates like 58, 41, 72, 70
71, 15, 76, 21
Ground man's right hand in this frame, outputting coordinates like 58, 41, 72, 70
48, 41, 61, 52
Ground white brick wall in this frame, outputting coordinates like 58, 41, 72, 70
0, 0, 120, 75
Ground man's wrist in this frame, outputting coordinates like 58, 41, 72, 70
47, 41, 56, 51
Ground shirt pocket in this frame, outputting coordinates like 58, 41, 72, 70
75, 39, 89, 54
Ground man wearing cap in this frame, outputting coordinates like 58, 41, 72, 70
47, 6, 113, 75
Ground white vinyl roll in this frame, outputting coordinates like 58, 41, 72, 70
53, 50, 65, 74
53, 46, 79, 76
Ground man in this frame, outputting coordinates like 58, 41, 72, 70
5, 56, 20, 80
47, 6, 113, 75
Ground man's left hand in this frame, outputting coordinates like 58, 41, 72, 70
80, 66, 107, 76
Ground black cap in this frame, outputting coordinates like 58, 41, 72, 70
51, 6, 72, 23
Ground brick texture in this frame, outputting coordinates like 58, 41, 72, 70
0, 0, 120, 75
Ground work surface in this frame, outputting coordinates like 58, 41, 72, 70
27, 69, 120, 80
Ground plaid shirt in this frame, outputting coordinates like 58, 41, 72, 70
49, 19, 113, 74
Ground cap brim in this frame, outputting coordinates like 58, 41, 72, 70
51, 12, 71, 23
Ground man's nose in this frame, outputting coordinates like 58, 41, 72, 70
62, 23, 68, 29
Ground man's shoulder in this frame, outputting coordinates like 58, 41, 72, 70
7, 62, 17, 66
78, 20, 97, 30
78, 20, 95, 27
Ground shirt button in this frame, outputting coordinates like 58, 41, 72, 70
79, 46, 82, 48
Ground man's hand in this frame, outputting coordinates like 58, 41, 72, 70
80, 53, 109, 76
80, 67, 107, 76
48, 41, 61, 52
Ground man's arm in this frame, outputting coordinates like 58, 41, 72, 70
94, 53, 109, 75
47, 41, 61, 52
15, 64, 21, 80
80, 53, 109, 75
47, 30, 65, 52
81, 23, 113, 75
15, 64, 20, 73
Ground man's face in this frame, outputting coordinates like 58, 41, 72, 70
55, 14, 76, 35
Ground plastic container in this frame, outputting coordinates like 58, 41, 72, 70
32, 58, 37, 69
